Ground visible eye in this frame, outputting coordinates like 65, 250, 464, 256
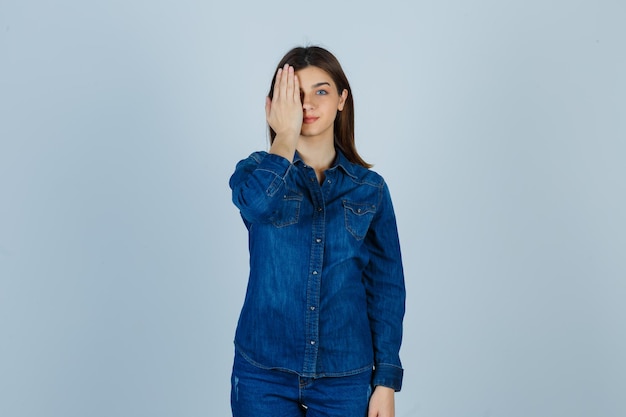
316, 90, 328, 95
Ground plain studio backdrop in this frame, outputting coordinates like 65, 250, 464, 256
1, 1, 624, 416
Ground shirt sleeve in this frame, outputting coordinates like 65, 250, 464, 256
362, 181, 406, 391
229, 152, 296, 225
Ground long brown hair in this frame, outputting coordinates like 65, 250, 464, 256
268, 46, 371, 168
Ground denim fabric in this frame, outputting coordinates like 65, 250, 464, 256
231, 349, 372, 417
229, 149, 405, 391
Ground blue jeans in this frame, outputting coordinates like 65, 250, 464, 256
231, 349, 373, 417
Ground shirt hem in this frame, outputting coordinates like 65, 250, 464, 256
234, 344, 374, 378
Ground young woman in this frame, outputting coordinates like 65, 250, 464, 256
229, 46, 405, 417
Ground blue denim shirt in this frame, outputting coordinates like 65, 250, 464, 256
229, 150, 405, 391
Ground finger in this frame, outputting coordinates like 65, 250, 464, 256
273, 67, 283, 100
274, 67, 285, 100
265, 96, 271, 121
286, 65, 295, 102
277, 64, 289, 100
293, 73, 301, 104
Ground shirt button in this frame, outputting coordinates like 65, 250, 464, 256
312, 271, 318, 275
310, 340, 316, 345
317, 207, 323, 212
316, 238, 322, 243
310, 306, 316, 311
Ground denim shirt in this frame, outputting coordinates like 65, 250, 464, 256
229, 149, 406, 391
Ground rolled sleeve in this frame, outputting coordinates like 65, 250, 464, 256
229, 152, 295, 224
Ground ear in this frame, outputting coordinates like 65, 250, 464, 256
337, 89, 348, 111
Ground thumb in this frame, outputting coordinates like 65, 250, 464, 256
265, 96, 271, 121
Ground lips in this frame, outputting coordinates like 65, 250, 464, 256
303, 116, 319, 124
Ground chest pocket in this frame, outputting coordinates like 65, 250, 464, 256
271, 192, 303, 227
343, 200, 377, 240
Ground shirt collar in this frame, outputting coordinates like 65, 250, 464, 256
293, 148, 358, 180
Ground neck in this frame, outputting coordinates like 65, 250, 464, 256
296, 136, 335, 184
297, 136, 336, 172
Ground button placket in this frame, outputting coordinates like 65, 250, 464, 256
302, 163, 326, 375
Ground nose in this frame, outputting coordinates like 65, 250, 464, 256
301, 92, 314, 110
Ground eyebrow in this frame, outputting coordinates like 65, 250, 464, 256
311, 82, 331, 88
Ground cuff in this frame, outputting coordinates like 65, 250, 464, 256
372, 363, 404, 392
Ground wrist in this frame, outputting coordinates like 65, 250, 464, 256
373, 385, 395, 394
269, 136, 298, 162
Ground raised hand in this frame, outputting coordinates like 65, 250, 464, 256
266, 64, 302, 161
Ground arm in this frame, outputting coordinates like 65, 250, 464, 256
363, 182, 406, 392
229, 65, 303, 224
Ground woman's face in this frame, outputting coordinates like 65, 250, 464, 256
295, 66, 348, 142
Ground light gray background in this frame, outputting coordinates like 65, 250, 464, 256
1, 1, 624, 416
